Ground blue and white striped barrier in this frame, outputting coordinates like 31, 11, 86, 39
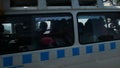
0, 42, 117, 68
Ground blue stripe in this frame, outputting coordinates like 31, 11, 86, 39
40, 52, 49, 61
2, 42, 117, 67
22, 54, 32, 64
3, 56, 13, 67
57, 49, 65, 58
72, 48, 80, 56
99, 44, 105, 52
86, 46, 93, 54
110, 42, 116, 50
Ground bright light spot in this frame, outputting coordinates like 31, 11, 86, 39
78, 19, 88, 25
2, 23, 12, 34
118, 20, 120, 25
23, 6, 29, 9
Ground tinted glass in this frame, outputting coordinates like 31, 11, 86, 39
103, 0, 120, 6
78, 0, 97, 6
78, 12, 120, 44
46, 0, 71, 6
0, 13, 74, 55
10, 0, 38, 7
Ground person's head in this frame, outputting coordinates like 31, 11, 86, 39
107, 18, 112, 23
39, 21, 48, 33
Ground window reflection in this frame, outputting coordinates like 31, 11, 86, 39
34, 15, 74, 49
0, 14, 74, 55
78, 0, 97, 6
117, 0, 120, 5
103, 0, 120, 6
46, 0, 71, 6
103, 0, 114, 6
2, 23, 12, 34
78, 13, 120, 44
10, 0, 38, 7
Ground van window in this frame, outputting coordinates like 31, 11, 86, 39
34, 14, 74, 49
46, 0, 71, 6
103, 0, 114, 6
78, 12, 120, 44
117, 0, 120, 6
10, 0, 38, 7
78, 0, 97, 6
0, 13, 74, 55
103, 0, 120, 6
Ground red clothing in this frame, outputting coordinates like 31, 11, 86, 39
40, 37, 54, 45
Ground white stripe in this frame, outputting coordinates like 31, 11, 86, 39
49, 50, 57, 60
0, 56, 2, 68
65, 48, 73, 57
105, 42, 110, 51
13, 54, 22, 66
80, 46, 86, 55
32, 51, 40, 63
